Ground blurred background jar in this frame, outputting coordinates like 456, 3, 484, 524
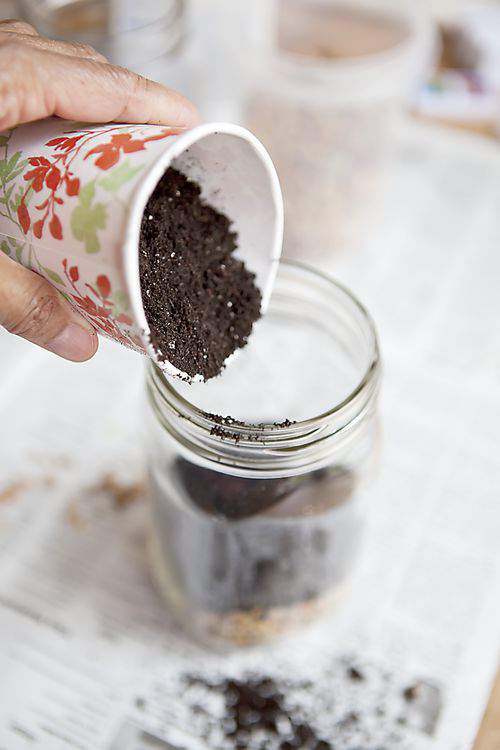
244, 0, 438, 262
145, 260, 381, 649
17, 0, 187, 86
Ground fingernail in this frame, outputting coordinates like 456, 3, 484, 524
48, 322, 98, 361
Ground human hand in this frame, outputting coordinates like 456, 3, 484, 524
0, 18, 199, 361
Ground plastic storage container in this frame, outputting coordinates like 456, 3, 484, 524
244, 0, 437, 260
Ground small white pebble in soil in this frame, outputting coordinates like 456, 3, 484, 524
171, 252, 176, 258
227, 301, 233, 308
148, 214, 153, 220
168, 341, 176, 350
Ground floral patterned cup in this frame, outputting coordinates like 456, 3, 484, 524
0, 119, 283, 378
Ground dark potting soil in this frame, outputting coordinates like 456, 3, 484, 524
175, 459, 349, 521
176, 459, 300, 520
184, 675, 334, 750
205, 413, 297, 441
139, 167, 262, 380
205, 413, 296, 429
139, 663, 442, 747
151, 459, 359, 612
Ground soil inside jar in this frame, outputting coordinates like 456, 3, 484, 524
176, 459, 343, 520
139, 167, 262, 380
152, 458, 361, 621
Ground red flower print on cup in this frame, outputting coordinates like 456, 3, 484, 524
18, 147, 83, 240
17, 200, 30, 234
61, 259, 139, 349
17, 125, 178, 241
85, 129, 180, 170
46, 135, 85, 152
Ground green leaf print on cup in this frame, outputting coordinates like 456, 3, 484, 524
111, 289, 132, 318
99, 159, 143, 193
0, 151, 29, 200
70, 179, 107, 253
0, 236, 25, 261
1, 184, 15, 205
42, 266, 65, 286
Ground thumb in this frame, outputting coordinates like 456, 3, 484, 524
0, 253, 98, 361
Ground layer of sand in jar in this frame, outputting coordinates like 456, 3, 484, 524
276, 0, 410, 60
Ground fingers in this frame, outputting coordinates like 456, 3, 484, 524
0, 29, 199, 131
0, 18, 106, 61
0, 253, 98, 362
37, 50, 200, 126
110, 70, 200, 127
0, 32, 108, 62
0, 19, 38, 36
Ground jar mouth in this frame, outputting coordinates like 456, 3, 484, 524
147, 260, 380, 449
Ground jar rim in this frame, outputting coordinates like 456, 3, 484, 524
147, 260, 380, 444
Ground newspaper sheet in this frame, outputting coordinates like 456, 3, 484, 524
0, 120, 499, 750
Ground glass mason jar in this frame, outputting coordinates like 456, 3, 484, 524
146, 260, 381, 648
19, 0, 186, 80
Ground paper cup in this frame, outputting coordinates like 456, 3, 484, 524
0, 119, 283, 378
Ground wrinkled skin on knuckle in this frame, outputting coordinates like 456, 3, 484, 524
110, 68, 163, 124
0, 84, 16, 131
69, 40, 104, 60
4, 281, 64, 343
107, 62, 138, 91
99, 63, 141, 119
0, 42, 48, 128
0, 52, 18, 129
0, 43, 28, 128
0, 19, 38, 36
